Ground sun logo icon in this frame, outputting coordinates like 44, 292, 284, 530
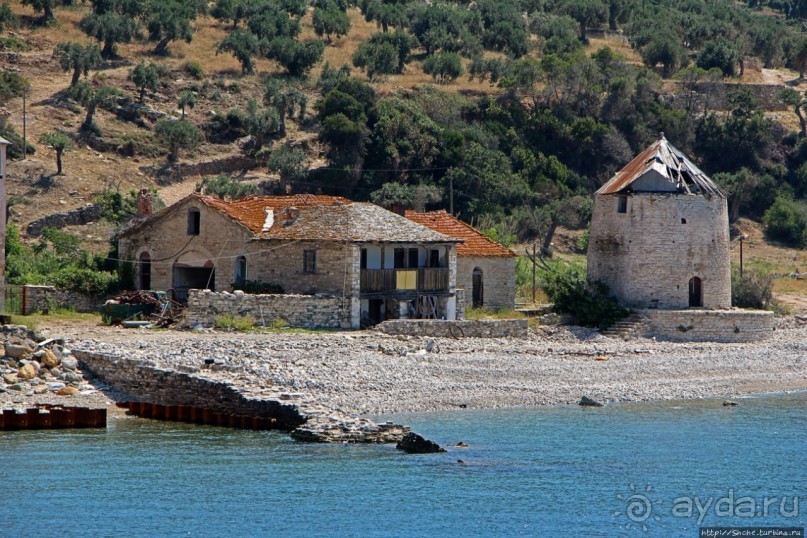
613, 484, 664, 532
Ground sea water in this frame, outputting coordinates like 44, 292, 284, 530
0, 393, 804, 537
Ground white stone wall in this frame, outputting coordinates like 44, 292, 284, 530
456, 256, 516, 310
643, 309, 774, 342
587, 193, 731, 309
187, 289, 352, 329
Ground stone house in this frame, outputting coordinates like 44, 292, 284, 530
586, 135, 731, 309
117, 193, 463, 328
405, 210, 516, 310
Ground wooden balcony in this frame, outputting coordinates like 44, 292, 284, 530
360, 268, 449, 294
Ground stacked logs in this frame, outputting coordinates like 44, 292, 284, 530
0, 405, 107, 430
121, 402, 280, 430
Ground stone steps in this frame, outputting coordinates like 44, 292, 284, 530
601, 314, 646, 338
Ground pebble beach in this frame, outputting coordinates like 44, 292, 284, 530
28, 322, 805, 416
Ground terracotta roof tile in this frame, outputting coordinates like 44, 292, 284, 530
405, 210, 515, 257
200, 194, 351, 233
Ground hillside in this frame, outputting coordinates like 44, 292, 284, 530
0, 0, 805, 306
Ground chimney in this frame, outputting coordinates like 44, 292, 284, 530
284, 206, 299, 221
137, 188, 153, 217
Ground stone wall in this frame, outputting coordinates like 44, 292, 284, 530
642, 309, 774, 342
147, 155, 258, 185
587, 193, 731, 309
456, 288, 466, 320
22, 285, 102, 315
377, 318, 529, 338
664, 81, 790, 112
187, 289, 351, 329
457, 256, 516, 310
74, 350, 306, 428
26, 204, 100, 237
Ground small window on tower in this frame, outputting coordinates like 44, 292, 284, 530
681, 218, 687, 224
187, 208, 201, 235
617, 196, 628, 214
303, 250, 317, 273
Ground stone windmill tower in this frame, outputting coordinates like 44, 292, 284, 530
586, 135, 731, 310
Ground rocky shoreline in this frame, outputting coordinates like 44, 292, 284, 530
3, 322, 806, 440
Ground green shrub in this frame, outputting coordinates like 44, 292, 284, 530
731, 266, 774, 310
5, 223, 122, 297
0, 37, 29, 51
237, 280, 284, 294
266, 318, 289, 330
94, 188, 164, 225
540, 262, 629, 329
196, 173, 258, 200
0, 123, 35, 159
183, 61, 204, 80
214, 314, 255, 331
763, 195, 807, 247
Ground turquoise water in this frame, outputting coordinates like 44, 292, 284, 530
1, 393, 805, 537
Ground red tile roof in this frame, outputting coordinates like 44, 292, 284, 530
405, 210, 515, 257
200, 194, 351, 233
121, 193, 459, 243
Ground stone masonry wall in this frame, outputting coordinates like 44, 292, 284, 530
587, 193, 731, 309
377, 319, 528, 338
26, 204, 100, 237
74, 350, 306, 428
643, 309, 774, 342
457, 256, 516, 310
22, 285, 102, 314
119, 198, 254, 294
187, 289, 351, 328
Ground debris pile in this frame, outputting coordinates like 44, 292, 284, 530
104, 290, 182, 328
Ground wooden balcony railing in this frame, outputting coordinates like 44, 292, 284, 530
360, 268, 449, 293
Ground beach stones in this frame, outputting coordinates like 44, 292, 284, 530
18, 363, 37, 380
5, 344, 32, 360
57, 386, 79, 396
396, 433, 445, 454
36, 349, 60, 369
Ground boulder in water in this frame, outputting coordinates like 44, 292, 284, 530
579, 395, 604, 407
396, 432, 446, 454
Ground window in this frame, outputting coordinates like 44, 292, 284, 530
428, 249, 440, 268
187, 208, 200, 235
681, 218, 687, 224
394, 248, 405, 269
234, 256, 247, 287
408, 248, 419, 269
303, 250, 317, 273
360, 248, 367, 270
617, 196, 628, 214
140, 252, 151, 290
394, 247, 419, 268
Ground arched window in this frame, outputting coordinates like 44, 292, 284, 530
187, 208, 200, 235
472, 267, 484, 308
234, 256, 247, 288
140, 252, 151, 290
689, 277, 702, 308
